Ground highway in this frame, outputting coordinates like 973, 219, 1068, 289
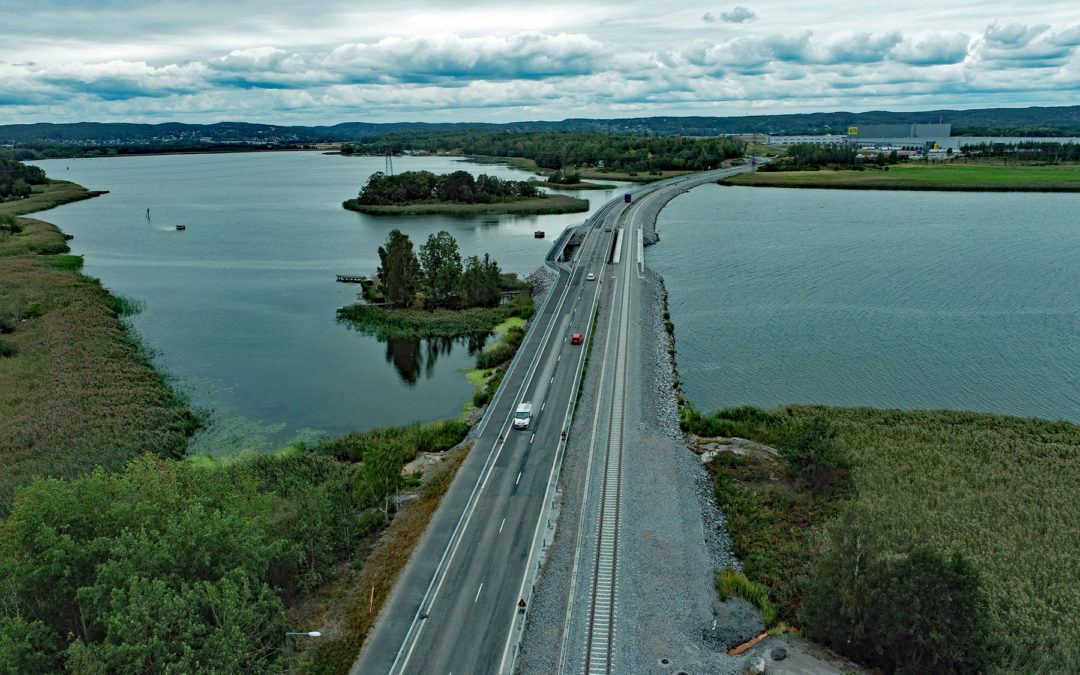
353, 164, 751, 675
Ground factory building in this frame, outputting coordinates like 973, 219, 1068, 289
847, 123, 952, 149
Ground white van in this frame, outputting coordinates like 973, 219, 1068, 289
514, 402, 533, 429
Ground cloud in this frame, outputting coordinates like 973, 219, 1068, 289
984, 22, 1049, 48
891, 33, 970, 65
720, 7, 757, 24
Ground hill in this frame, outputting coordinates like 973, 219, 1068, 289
2, 105, 1080, 148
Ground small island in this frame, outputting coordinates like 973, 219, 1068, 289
343, 170, 588, 215
529, 169, 615, 190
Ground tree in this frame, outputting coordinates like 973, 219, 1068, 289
419, 230, 463, 307
801, 507, 992, 674
459, 254, 501, 308
352, 441, 404, 519
377, 230, 421, 307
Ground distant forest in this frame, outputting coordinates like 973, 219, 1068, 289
1, 105, 1079, 154
344, 132, 745, 172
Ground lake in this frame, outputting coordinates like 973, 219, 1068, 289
648, 183, 1080, 423
32, 152, 626, 451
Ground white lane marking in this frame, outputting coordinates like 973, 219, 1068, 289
541, 401, 546, 411
474, 583, 483, 604
530, 433, 535, 444
516, 471, 522, 486
500, 518, 506, 534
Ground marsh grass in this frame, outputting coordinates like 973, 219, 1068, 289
0, 254, 199, 515
338, 294, 533, 341
316, 419, 469, 464
700, 404, 1080, 669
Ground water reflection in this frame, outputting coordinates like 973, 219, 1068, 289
381, 334, 486, 385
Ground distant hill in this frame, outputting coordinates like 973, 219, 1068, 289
2, 105, 1079, 146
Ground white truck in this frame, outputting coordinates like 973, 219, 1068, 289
514, 402, 533, 429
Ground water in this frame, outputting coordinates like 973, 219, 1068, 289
32, 152, 627, 449
648, 183, 1080, 422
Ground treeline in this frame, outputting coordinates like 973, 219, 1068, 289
760, 143, 899, 171
960, 140, 1080, 161
356, 170, 542, 206
0, 159, 47, 200
375, 228, 519, 309
343, 131, 744, 173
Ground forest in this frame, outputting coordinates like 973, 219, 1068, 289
341, 131, 745, 173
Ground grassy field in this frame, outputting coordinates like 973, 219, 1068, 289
0, 183, 199, 515
343, 193, 588, 215
697, 405, 1080, 672
725, 161, 1080, 191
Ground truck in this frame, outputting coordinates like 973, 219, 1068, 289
514, 402, 533, 429
623, 193, 632, 203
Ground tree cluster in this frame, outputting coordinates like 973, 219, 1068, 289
377, 229, 505, 309
0, 159, 46, 200
0, 453, 375, 673
357, 170, 542, 206
344, 131, 744, 173
960, 140, 1080, 161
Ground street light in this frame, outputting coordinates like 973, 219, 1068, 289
285, 631, 321, 672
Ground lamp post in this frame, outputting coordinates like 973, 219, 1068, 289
285, 631, 321, 673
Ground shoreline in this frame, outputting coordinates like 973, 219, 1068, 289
343, 193, 588, 215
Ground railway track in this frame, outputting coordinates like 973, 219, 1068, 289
581, 197, 635, 674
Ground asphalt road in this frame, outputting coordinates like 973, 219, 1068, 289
352, 165, 751, 675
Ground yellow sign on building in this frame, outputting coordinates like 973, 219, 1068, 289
848, 126, 858, 135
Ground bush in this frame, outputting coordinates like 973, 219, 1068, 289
777, 417, 846, 492
802, 536, 992, 674
0, 337, 16, 358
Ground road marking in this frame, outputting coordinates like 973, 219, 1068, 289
530, 433, 535, 444
475, 583, 483, 604
516, 471, 522, 486
500, 518, 506, 533
550, 376, 554, 384
541, 401, 546, 411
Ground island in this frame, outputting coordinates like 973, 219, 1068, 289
343, 170, 588, 215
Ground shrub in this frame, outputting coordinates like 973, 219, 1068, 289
0, 316, 13, 334
0, 337, 16, 358
802, 534, 992, 675
777, 417, 846, 492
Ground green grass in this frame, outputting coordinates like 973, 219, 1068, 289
0, 218, 70, 256
715, 568, 778, 628
343, 193, 588, 215
726, 161, 1080, 191
316, 419, 469, 464
698, 404, 1080, 671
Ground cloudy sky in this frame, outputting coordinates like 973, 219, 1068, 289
2, 0, 1079, 125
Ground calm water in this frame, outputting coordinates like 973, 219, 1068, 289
649, 184, 1080, 422
33, 152, 626, 450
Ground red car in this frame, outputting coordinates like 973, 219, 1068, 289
570, 333, 583, 345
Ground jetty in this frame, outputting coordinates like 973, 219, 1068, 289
336, 274, 365, 283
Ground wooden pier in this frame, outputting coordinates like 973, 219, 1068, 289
336, 274, 366, 283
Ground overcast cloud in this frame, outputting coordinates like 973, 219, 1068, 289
1, 0, 1078, 124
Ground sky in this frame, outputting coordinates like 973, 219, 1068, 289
1, 0, 1079, 126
